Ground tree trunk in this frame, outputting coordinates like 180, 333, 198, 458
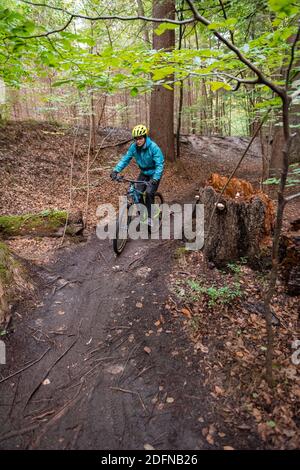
90, 92, 96, 154
150, 0, 175, 162
270, 32, 300, 175
176, 5, 185, 159
279, 223, 300, 296
136, 0, 150, 44
289, 103, 300, 164
269, 123, 284, 177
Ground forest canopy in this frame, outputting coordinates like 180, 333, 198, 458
0, 0, 299, 135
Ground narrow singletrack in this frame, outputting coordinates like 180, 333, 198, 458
0, 233, 217, 450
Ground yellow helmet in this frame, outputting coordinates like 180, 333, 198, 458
132, 124, 148, 138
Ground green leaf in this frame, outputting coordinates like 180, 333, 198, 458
130, 87, 138, 97
77, 37, 96, 47
255, 97, 282, 109
208, 81, 231, 92
263, 177, 281, 185
52, 79, 73, 87
266, 420, 276, 428
268, 0, 299, 16
208, 18, 237, 31
59, 38, 72, 50
152, 66, 175, 81
162, 83, 173, 90
24, 20, 36, 34
154, 22, 178, 36
286, 179, 300, 184
113, 73, 128, 83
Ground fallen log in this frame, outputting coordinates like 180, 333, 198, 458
198, 173, 275, 267
0, 209, 84, 238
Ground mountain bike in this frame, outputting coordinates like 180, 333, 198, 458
113, 176, 164, 255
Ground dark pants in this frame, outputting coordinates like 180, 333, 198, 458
136, 172, 160, 218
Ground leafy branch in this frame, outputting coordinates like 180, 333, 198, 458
15, 0, 196, 40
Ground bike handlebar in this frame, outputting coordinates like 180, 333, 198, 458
115, 176, 149, 185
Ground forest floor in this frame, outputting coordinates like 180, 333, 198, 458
0, 121, 299, 450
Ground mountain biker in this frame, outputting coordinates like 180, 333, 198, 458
110, 124, 164, 226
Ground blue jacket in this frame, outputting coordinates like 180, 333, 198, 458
113, 137, 164, 181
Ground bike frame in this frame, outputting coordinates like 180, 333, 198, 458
116, 177, 148, 205
112, 175, 164, 254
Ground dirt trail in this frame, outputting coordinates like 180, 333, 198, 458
0, 230, 261, 450
0, 234, 202, 449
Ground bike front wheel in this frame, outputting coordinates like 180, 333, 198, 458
113, 204, 131, 255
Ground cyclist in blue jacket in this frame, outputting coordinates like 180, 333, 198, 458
110, 124, 164, 226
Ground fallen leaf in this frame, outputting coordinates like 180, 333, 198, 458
43, 378, 50, 385
106, 364, 124, 375
144, 346, 151, 354
57, 310, 65, 315
215, 385, 225, 396
237, 424, 251, 430
154, 320, 161, 327
282, 429, 296, 438
223, 446, 234, 450
166, 397, 174, 403
209, 424, 216, 435
252, 408, 262, 422
181, 307, 192, 318
195, 342, 208, 353
206, 434, 214, 445
136, 302, 143, 308
144, 443, 155, 450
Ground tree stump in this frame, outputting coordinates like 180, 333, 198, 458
198, 173, 275, 267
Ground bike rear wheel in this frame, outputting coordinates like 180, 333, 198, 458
151, 192, 163, 232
